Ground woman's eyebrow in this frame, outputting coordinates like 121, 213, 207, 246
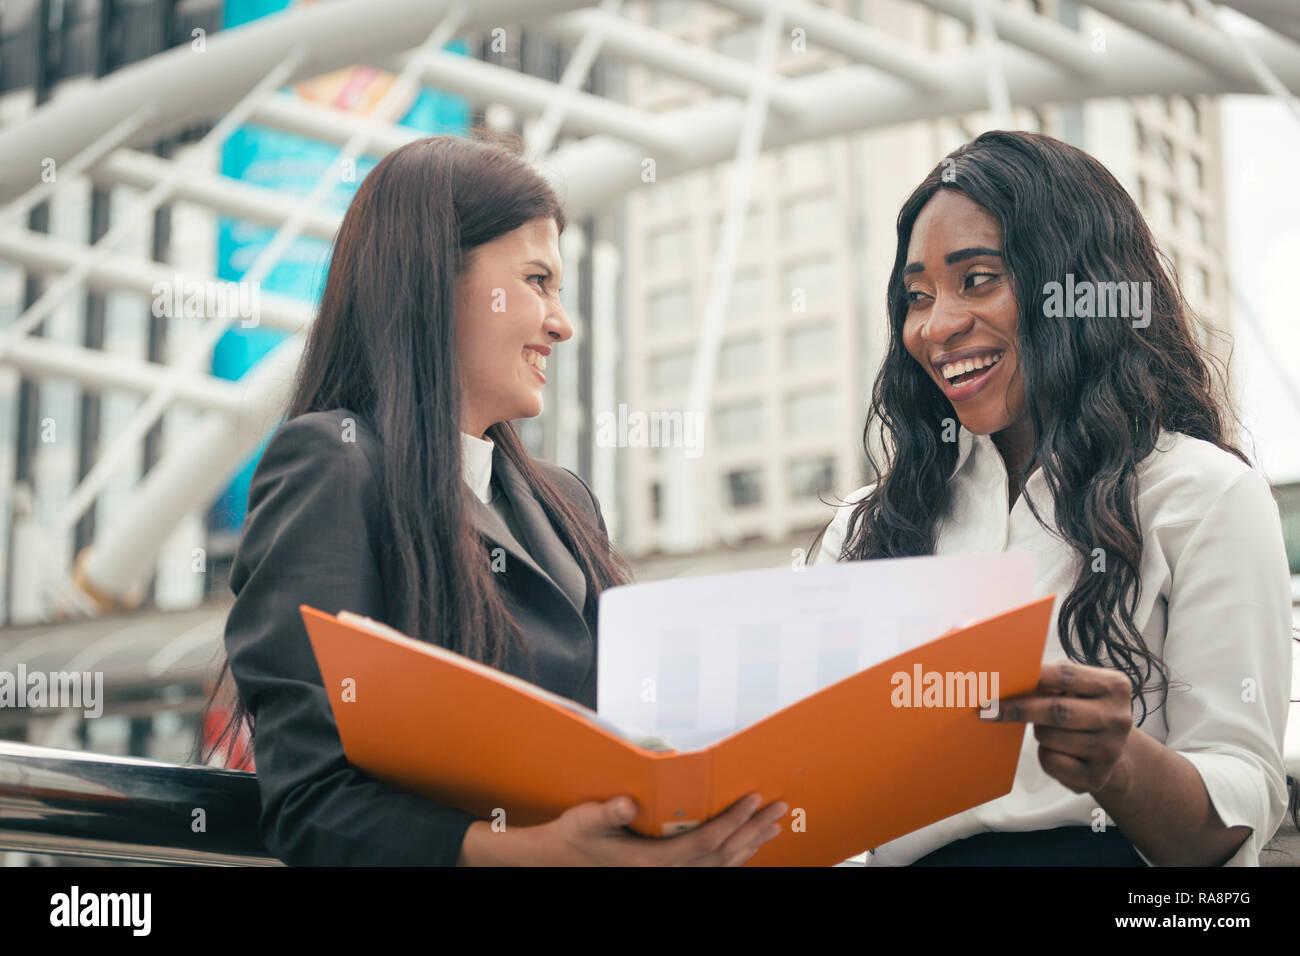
945, 246, 1002, 264
524, 259, 554, 276
904, 246, 1002, 276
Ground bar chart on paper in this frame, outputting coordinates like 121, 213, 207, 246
596, 552, 1038, 752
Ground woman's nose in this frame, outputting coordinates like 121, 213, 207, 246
923, 294, 976, 344
545, 302, 574, 342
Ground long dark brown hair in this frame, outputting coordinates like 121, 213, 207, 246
196, 132, 630, 767
813, 130, 1245, 726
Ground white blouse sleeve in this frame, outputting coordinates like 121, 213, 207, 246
1156, 469, 1293, 866
811, 484, 875, 567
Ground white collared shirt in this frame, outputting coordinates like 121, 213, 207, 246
460, 432, 495, 506
813, 426, 1293, 866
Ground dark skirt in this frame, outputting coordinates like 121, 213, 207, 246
906, 825, 1146, 866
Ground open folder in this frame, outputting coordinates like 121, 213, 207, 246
301, 554, 1054, 866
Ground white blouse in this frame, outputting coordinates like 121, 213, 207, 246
460, 431, 495, 506
813, 426, 1293, 866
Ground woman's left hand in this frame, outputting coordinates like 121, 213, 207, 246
984, 661, 1135, 796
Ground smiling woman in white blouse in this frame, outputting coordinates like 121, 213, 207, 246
812, 130, 1294, 867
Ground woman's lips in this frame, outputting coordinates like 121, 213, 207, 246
523, 347, 547, 384
937, 352, 1003, 401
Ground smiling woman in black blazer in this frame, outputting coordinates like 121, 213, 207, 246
198, 133, 786, 867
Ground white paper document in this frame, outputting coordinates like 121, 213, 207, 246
597, 553, 1036, 752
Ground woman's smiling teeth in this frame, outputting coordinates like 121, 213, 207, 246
941, 350, 1003, 384
523, 348, 547, 371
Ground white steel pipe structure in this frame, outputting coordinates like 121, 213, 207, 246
1187, 0, 1300, 123
69, 3, 476, 609
0, 230, 314, 331
534, 6, 807, 115
0, 50, 308, 362
664, 0, 784, 552
0, 0, 595, 202
972, 0, 1014, 129
0, 0, 1297, 610
526, 0, 625, 162
1218, 1, 1300, 44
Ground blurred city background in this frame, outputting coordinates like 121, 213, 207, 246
0, 0, 1296, 864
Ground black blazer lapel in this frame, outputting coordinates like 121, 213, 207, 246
466, 447, 589, 625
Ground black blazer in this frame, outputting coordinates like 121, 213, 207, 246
222, 408, 610, 866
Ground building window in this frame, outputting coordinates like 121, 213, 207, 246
716, 401, 764, 444
712, 206, 763, 253
784, 257, 836, 313
782, 194, 835, 244
650, 351, 693, 393
727, 270, 768, 323
1157, 135, 1175, 171
649, 285, 692, 332
650, 175, 689, 213
1156, 190, 1176, 228
781, 142, 831, 181
1193, 210, 1209, 244
651, 481, 662, 520
786, 389, 836, 435
725, 467, 764, 508
719, 337, 763, 382
648, 225, 690, 269
785, 322, 835, 369
1172, 95, 1203, 134
1190, 264, 1211, 302
1275, 482, 1300, 574
788, 455, 835, 499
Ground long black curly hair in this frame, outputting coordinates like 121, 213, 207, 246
815, 130, 1246, 727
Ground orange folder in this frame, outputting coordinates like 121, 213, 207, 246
301, 595, 1054, 866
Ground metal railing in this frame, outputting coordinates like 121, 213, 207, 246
0, 740, 278, 865
2, 738, 1297, 866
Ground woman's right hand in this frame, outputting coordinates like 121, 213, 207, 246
457, 792, 789, 866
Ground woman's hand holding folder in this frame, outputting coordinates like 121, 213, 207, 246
456, 792, 789, 866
